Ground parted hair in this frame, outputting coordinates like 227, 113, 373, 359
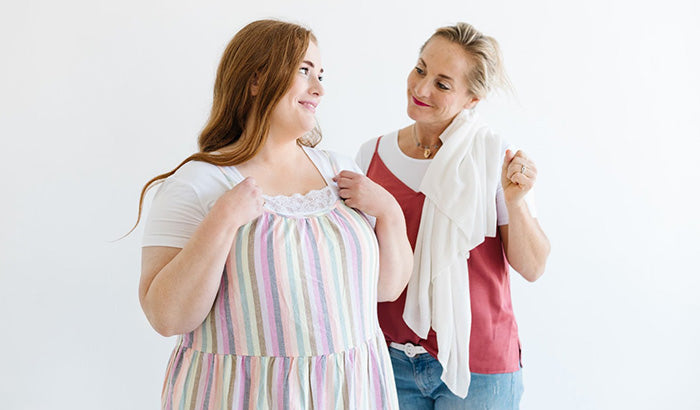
130, 19, 318, 234
424, 22, 511, 99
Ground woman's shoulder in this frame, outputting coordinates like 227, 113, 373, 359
169, 159, 221, 183
159, 159, 231, 208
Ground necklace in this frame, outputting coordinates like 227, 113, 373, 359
412, 124, 441, 158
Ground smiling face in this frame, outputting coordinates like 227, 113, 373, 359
406, 36, 479, 129
268, 41, 324, 138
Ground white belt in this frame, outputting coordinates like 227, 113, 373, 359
390, 342, 427, 358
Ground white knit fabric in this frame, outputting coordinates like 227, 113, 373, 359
402, 109, 502, 398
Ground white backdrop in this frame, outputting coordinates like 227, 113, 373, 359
2, 0, 699, 409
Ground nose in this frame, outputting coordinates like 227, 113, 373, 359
413, 76, 430, 98
310, 76, 324, 97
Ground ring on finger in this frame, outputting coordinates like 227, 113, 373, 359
521, 164, 527, 175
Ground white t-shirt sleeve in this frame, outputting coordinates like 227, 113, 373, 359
142, 178, 207, 248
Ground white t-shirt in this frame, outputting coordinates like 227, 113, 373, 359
142, 146, 362, 248
355, 130, 536, 226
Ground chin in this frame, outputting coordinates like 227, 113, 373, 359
406, 106, 427, 123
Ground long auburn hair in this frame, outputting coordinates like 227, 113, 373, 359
129, 20, 318, 234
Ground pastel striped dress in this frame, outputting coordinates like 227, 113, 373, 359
160, 158, 399, 409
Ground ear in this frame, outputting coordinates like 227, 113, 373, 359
250, 73, 260, 96
464, 95, 480, 110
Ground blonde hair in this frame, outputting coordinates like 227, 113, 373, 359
129, 20, 318, 234
423, 22, 511, 99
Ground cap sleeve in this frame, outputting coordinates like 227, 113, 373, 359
141, 178, 207, 248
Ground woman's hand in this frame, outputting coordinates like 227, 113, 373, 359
334, 170, 413, 301
501, 149, 538, 204
333, 170, 394, 218
212, 177, 265, 230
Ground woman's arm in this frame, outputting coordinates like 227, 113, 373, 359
499, 149, 551, 282
334, 170, 413, 302
139, 177, 263, 336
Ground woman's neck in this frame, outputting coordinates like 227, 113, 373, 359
251, 137, 305, 167
414, 119, 451, 146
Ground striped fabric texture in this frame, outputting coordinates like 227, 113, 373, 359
161, 163, 398, 409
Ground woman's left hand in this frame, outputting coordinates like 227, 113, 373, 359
334, 170, 394, 217
335, 170, 412, 301
501, 149, 537, 204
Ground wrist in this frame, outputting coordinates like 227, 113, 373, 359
375, 199, 403, 223
504, 197, 528, 214
208, 200, 244, 235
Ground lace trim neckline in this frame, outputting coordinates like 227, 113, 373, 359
222, 166, 339, 217
262, 185, 338, 216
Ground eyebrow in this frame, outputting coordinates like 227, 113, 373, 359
418, 58, 452, 81
303, 60, 324, 73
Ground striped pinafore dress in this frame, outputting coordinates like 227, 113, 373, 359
161, 151, 399, 409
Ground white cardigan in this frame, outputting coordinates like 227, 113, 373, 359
402, 109, 503, 398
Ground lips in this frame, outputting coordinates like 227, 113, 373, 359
412, 96, 430, 107
299, 100, 318, 113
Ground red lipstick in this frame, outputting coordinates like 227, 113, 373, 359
412, 96, 430, 107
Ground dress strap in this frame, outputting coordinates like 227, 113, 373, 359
374, 136, 382, 155
216, 166, 243, 188
321, 149, 341, 176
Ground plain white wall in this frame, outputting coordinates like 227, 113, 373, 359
1, 0, 699, 409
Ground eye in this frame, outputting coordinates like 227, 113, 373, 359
437, 82, 450, 91
318, 75, 324, 82
415, 66, 425, 75
299, 67, 310, 76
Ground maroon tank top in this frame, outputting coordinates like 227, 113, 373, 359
367, 137, 521, 374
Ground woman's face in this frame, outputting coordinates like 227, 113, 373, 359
269, 41, 324, 137
406, 36, 479, 129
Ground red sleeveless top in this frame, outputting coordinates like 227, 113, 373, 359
367, 137, 521, 374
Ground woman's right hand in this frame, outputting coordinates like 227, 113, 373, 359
212, 177, 265, 230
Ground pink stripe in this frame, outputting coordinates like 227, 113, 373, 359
256, 214, 279, 355
370, 345, 384, 409
313, 358, 324, 408
274, 222, 295, 355
275, 359, 284, 406
302, 221, 330, 353
216, 285, 227, 353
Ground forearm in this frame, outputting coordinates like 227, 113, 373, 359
142, 209, 241, 336
503, 200, 550, 282
374, 202, 413, 302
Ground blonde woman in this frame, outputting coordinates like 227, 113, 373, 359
356, 22, 550, 409
135, 20, 412, 409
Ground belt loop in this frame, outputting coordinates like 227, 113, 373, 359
390, 342, 427, 358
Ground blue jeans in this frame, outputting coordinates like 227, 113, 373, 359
389, 347, 523, 409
